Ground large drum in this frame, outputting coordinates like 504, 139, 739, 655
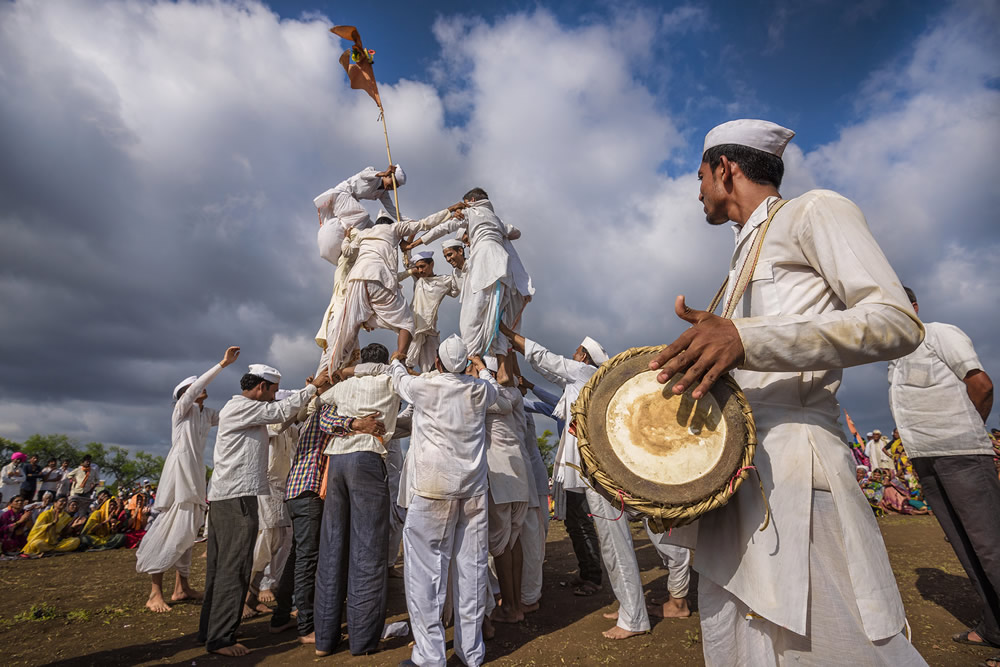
571, 345, 758, 532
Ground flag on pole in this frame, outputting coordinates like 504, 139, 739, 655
330, 25, 381, 109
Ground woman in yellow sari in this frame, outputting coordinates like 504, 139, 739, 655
21, 496, 80, 556
81, 497, 126, 550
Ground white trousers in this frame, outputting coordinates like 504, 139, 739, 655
585, 488, 650, 632
386, 440, 405, 565
487, 493, 528, 557
700, 490, 926, 666
460, 281, 510, 358
135, 502, 204, 577
326, 280, 414, 374
644, 520, 692, 598
407, 331, 440, 374
520, 493, 549, 605
404, 494, 488, 667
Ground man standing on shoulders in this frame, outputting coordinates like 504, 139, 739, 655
138, 346, 239, 613
649, 119, 926, 664
198, 363, 329, 657
888, 286, 998, 662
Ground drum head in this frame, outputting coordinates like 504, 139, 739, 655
585, 350, 748, 506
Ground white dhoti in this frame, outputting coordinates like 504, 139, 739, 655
700, 491, 926, 666
135, 502, 204, 577
404, 494, 488, 667
487, 492, 528, 557
386, 439, 406, 565
460, 280, 510, 358
407, 331, 440, 374
327, 280, 415, 373
585, 487, 650, 633
251, 525, 292, 593
644, 520, 692, 599
520, 492, 549, 605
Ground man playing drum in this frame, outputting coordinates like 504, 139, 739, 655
649, 119, 927, 664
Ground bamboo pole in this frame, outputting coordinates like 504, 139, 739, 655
379, 108, 401, 220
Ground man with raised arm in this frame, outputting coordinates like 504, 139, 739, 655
648, 119, 925, 664
501, 324, 648, 640
197, 364, 330, 658
137, 345, 240, 613
389, 335, 500, 667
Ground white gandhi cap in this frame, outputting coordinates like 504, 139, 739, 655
580, 336, 609, 365
172, 375, 198, 400
442, 239, 464, 250
248, 364, 281, 384
437, 334, 469, 373
703, 119, 795, 157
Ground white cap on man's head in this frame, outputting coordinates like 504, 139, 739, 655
248, 364, 281, 384
484, 355, 499, 372
413, 250, 433, 262
442, 239, 464, 250
173, 376, 198, 400
703, 119, 795, 157
872, 429, 882, 435
580, 336, 609, 365
437, 334, 469, 373
375, 207, 396, 224
387, 164, 406, 186
866, 431, 873, 438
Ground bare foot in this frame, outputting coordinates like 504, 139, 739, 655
254, 602, 271, 614
649, 598, 690, 619
172, 588, 203, 602
315, 649, 331, 657
199, 550, 207, 559
482, 616, 495, 640
491, 606, 523, 624
270, 619, 296, 634
299, 632, 316, 644
146, 593, 172, 613
522, 601, 540, 614
602, 611, 618, 620
211, 643, 250, 657
258, 589, 275, 604
602, 626, 645, 640
242, 604, 260, 619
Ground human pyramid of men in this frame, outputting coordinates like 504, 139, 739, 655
136, 119, 942, 666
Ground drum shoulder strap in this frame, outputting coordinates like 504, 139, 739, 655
707, 198, 789, 317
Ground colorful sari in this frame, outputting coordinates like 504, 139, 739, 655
861, 472, 928, 516
119, 505, 149, 549
21, 508, 79, 555
80, 499, 126, 550
888, 438, 922, 498
0, 507, 30, 553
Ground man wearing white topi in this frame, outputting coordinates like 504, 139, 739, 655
649, 118, 926, 664
390, 335, 500, 667
136, 345, 240, 613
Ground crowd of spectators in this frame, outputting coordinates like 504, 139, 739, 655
0, 451, 157, 558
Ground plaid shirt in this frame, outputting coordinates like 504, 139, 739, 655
284, 405, 351, 500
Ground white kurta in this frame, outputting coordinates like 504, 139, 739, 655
864, 437, 893, 471
520, 410, 550, 606
253, 424, 298, 591
401, 270, 460, 373
485, 387, 531, 505
136, 363, 222, 576
1, 463, 24, 503
696, 190, 924, 645
325, 211, 456, 373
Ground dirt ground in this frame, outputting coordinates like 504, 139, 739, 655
0, 514, 993, 666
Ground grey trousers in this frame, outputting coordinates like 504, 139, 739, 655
271, 492, 324, 636
314, 451, 389, 655
912, 454, 1000, 644
197, 496, 258, 651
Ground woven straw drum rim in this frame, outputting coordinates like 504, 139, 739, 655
571, 345, 757, 533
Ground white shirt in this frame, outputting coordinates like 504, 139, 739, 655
889, 321, 992, 458
39, 466, 61, 493
389, 360, 499, 500
316, 167, 397, 265
523, 338, 597, 491
486, 386, 531, 504
1, 463, 24, 501
523, 412, 549, 501
347, 210, 455, 288
400, 271, 460, 336
209, 386, 317, 502
320, 373, 400, 457
156, 364, 222, 510
698, 190, 924, 641
260, 424, 298, 528
864, 437, 893, 471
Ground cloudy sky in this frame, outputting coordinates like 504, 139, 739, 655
1, 0, 997, 462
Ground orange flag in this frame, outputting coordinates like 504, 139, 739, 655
330, 25, 381, 109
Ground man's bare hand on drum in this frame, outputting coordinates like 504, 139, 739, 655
648, 295, 745, 399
